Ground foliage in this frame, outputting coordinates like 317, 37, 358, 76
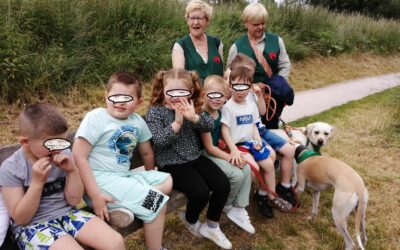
0, 0, 399, 103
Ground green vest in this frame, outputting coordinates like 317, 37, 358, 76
177, 34, 224, 83
235, 32, 280, 84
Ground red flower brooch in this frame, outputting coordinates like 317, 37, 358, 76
213, 56, 221, 64
269, 52, 277, 60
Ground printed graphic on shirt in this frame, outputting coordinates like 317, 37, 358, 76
108, 125, 139, 165
236, 115, 253, 125
142, 190, 165, 213
24, 177, 66, 197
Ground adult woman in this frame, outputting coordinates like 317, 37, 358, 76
227, 3, 291, 129
172, 0, 224, 83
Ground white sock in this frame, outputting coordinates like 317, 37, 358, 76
281, 182, 291, 188
258, 189, 268, 196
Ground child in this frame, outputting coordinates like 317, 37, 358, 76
0, 191, 10, 248
200, 75, 254, 234
146, 69, 232, 249
229, 54, 297, 210
73, 71, 172, 250
0, 103, 124, 250
221, 67, 293, 219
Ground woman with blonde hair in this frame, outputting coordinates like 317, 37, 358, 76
172, 0, 224, 83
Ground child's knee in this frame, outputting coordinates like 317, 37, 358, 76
106, 231, 125, 250
164, 176, 173, 194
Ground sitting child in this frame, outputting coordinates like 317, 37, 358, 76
73, 71, 172, 250
0, 190, 10, 248
0, 103, 124, 250
221, 67, 293, 219
200, 75, 254, 234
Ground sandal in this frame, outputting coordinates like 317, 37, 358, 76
270, 196, 293, 212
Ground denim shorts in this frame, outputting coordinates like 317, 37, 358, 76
259, 127, 287, 152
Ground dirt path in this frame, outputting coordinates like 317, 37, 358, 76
281, 72, 400, 122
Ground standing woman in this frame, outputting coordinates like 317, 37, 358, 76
227, 3, 291, 129
172, 0, 224, 83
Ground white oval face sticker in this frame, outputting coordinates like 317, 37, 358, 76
108, 94, 134, 103
232, 84, 251, 91
166, 89, 191, 97
43, 139, 71, 152
207, 92, 223, 99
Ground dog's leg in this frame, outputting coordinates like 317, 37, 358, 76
360, 190, 369, 247
310, 191, 320, 221
332, 191, 357, 250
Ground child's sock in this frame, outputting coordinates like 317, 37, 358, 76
207, 220, 219, 228
281, 182, 291, 188
258, 189, 268, 196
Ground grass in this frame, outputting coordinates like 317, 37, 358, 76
124, 86, 400, 249
1, 0, 399, 103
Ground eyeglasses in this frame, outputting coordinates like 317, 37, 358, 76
188, 16, 207, 22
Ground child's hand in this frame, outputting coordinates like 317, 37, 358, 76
252, 83, 264, 97
174, 107, 184, 125
92, 192, 115, 222
52, 153, 76, 173
178, 98, 198, 122
32, 157, 52, 184
253, 141, 262, 151
229, 149, 243, 166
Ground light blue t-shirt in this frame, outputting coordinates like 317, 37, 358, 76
75, 108, 152, 173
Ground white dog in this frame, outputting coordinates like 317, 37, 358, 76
270, 122, 334, 185
294, 154, 368, 250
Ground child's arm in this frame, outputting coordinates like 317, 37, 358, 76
252, 123, 262, 144
73, 138, 115, 222
221, 124, 243, 166
138, 140, 156, 171
179, 98, 214, 132
52, 153, 83, 206
253, 84, 266, 116
200, 132, 231, 162
2, 157, 52, 225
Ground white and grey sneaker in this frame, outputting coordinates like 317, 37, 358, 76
178, 211, 202, 237
199, 223, 232, 249
109, 207, 134, 228
227, 207, 255, 234
223, 204, 233, 213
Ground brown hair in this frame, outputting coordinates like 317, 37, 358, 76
106, 71, 142, 98
229, 66, 254, 85
203, 75, 229, 96
19, 103, 68, 138
230, 53, 256, 73
149, 68, 204, 113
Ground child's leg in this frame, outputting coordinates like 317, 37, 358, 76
277, 143, 295, 184
152, 175, 173, 195
233, 164, 252, 208
50, 235, 83, 250
143, 206, 167, 250
257, 157, 276, 199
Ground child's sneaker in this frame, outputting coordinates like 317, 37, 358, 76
276, 183, 297, 206
199, 223, 232, 249
227, 207, 255, 234
109, 207, 134, 228
178, 211, 202, 237
254, 192, 274, 218
270, 196, 293, 212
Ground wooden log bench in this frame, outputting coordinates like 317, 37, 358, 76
0, 131, 187, 247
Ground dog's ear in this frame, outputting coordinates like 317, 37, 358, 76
328, 126, 334, 141
305, 123, 316, 136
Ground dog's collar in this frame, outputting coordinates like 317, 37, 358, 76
306, 138, 321, 153
295, 145, 321, 164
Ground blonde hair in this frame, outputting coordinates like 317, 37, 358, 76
242, 3, 268, 24
149, 68, 204, 113
185, 0, 213, 22
204, 75, 229, 96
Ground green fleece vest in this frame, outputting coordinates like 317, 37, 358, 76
235, 32, 280, 84
177, 34, 224, 83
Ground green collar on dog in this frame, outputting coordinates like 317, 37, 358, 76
296, 149, 321, 164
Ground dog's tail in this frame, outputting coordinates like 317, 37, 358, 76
355, 186, 369, 250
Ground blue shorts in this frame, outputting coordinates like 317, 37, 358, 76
259, 127, 287, 152
15, 209, 94, 250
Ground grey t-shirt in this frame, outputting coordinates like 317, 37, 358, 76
0, 148, 72, 233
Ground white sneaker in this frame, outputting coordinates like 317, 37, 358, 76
227, 207, 255, 234
223, 204, 233, 213
178, 211, 202, 237
109, 207, 134, 228
199, 223, 232, 249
